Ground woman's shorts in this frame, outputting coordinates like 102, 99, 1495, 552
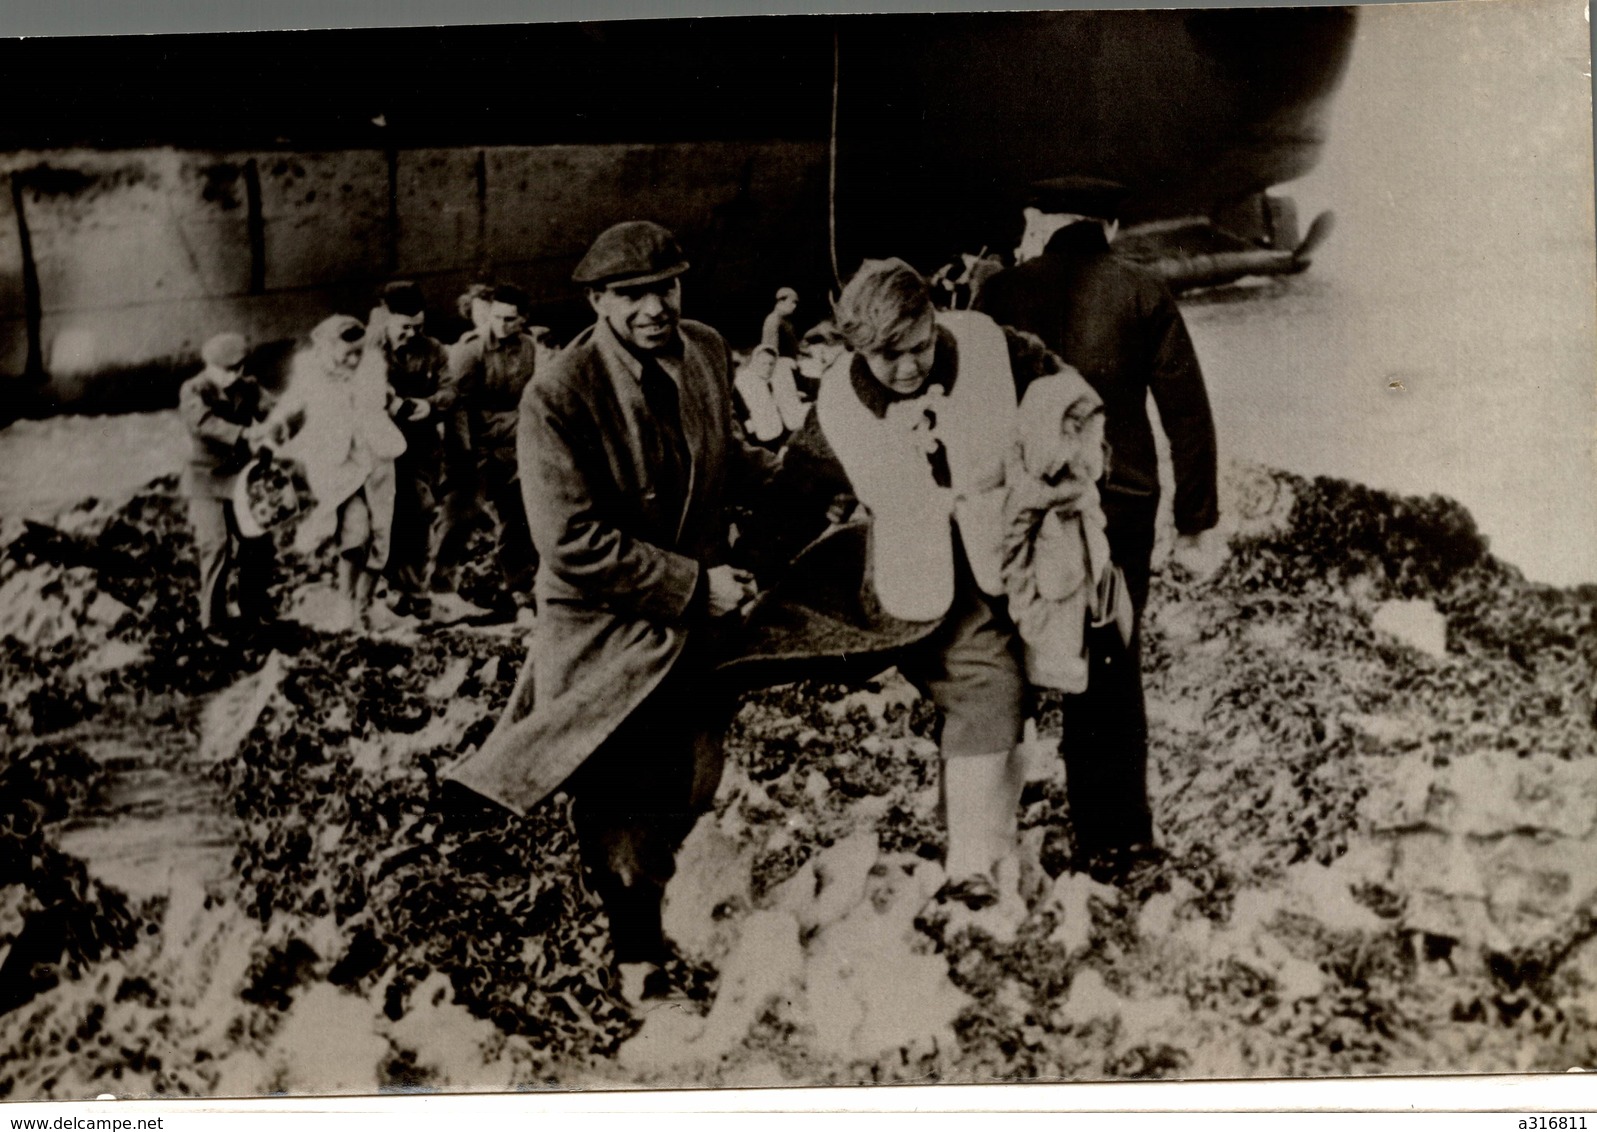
898, 571, 1026, 757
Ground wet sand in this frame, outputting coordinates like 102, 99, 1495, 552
0, 413, 187, 523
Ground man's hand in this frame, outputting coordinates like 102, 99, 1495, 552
706, 564, 758, 618
1170, 528, 1227, 583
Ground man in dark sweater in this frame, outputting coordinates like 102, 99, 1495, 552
440, 284, 549, 616
977, 175, 1221, 879
361, 280, 455, 611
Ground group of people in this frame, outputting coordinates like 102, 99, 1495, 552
180, 171, 1219, 1007
438, 174, 1221, 1006
178, 279, 553, 636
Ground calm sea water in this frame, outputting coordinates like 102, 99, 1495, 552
1182, 0, 1597, 586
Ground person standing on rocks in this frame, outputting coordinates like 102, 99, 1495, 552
262, 314, 407, 632
438, 283, 553, 620
358, 281, 456, 622
444, 222, 774, 1002
977, 176, 1222, 880
178, 331, 276, 641
778, 258, 1075, 915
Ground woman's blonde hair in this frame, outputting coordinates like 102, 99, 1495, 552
833, 258, 932, 354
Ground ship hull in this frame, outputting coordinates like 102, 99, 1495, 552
835, 8, 1358, 270
0, 10, 1357, 406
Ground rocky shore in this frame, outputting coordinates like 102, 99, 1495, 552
1, 454, 1594, 1097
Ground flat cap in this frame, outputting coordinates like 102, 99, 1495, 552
201, 332, 248, 369
572, 221, 689, 289
1027, 175, 1130, 220
379, 280, 425, 316
490, 282, 530, 311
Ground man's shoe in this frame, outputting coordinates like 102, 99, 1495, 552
1079, 842, 1167, 888
435, 778, 502, 832
935, 874, 1000, 912
388, 591, 427, 619
616, 962, 666, 1010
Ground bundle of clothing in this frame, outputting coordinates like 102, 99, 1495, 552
264, 314, 407, 563
1001, 368, 1133, 693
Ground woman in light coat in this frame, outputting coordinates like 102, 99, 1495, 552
263, 314, 407, 629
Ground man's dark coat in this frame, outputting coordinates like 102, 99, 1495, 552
977, 221, 1219, 539
445, 316, 764, 815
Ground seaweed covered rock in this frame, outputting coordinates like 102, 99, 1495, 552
1226, 473, 1494, 599
4, 456, 1597, 1092
0, 742, 142, 1020
211, 629, 635, 1068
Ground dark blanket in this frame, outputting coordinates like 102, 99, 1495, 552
717, 520, 941, 689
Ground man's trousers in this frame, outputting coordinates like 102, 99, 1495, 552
563, 642, 731, 963
1056, 490, 1157, 858
387, 443, 446, 595
188, 495, 274, 631
434, 449, 538, 598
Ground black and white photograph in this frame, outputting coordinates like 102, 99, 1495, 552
0, 0, 1593, 1098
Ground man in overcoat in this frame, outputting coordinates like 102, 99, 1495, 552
445, 221, 767, 997
178, 331, 274, 639
977, 176, 1221, 878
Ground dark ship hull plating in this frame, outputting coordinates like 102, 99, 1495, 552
836, 9, 1358, 269
0, 10, 1357, 404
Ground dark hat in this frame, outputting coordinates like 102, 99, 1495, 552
379, 280, 425, 316
572, 221, 690, 289
1027, 176, 1130, 220
489, 282, 529, 311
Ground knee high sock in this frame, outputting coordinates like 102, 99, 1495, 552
943, 749, 1024, 880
